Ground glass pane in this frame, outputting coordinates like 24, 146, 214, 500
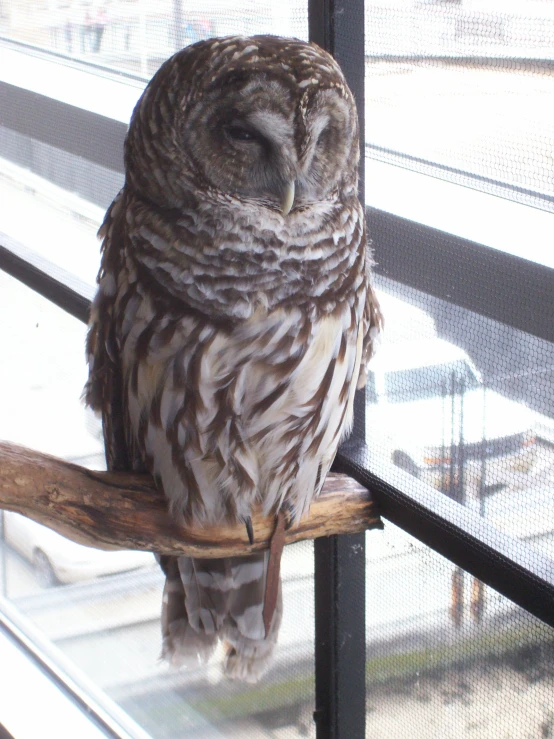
1, 0, 308, 78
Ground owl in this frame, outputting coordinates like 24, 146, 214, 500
85, 35, 382, 682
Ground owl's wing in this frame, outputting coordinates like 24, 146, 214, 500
84, 190, 142, 472
357, 261, 384, 390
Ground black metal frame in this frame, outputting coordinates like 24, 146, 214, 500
314, 533, 366, 739
336, 441, 554, 627
1, 4, 554, 739
0, 235, 93, 324
309, 2, 368, 737
368, 208, 554, 345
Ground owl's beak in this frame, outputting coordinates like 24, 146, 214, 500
281, 180, 295, 216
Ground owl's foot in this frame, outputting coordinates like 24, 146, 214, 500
244, 515, 254, 545
222, 639, 277, 683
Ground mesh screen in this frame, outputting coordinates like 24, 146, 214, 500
362, 7, 554, 726
360, 273, 554, 736
365, 522, 554, 739
367, 274, 554, 548
365, 1, 554, 208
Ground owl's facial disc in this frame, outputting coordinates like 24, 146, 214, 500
180, 74, 357, 214
194, 104, 298, 211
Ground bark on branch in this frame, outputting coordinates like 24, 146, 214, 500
0, 441, 382, 558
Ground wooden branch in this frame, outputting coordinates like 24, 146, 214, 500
0, 441, 381, 558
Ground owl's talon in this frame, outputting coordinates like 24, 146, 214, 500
280, 503, 294, 530
244, 516, 254, 545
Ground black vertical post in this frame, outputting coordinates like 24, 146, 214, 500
310, 1, 367, 738
314, 533, 366, 739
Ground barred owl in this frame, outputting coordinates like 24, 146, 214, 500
85, 35, 382, 682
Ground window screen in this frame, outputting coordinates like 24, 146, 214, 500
361, 5, 554, 735
365, 522, 554, 739
365, 0, 554, 208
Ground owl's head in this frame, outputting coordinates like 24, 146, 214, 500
125, 35, 360, 216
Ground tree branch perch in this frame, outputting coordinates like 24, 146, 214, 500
0, 441, 382, 558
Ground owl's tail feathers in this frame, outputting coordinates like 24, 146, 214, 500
159, 553, 282, 683
160, 556, 217, 666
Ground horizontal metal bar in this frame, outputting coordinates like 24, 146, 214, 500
368, 207, 554, 345
0, 81, 126, 173
366, 143, 554, 206
365, 55, 554, 70
336, 439, 554, 630
0, 234, 94, 323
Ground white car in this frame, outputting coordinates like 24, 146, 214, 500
1, 511, 154, 586
366, 337, 537, 496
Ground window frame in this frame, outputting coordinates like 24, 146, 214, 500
0, 597, 151, 739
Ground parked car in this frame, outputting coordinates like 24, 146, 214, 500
1, 511, 154, 586
366, 335, 537, 495
367, 290, 540, 496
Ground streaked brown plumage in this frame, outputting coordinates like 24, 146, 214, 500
85, 35, 382, 682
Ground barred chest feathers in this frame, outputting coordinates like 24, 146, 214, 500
118, 279, 365, 527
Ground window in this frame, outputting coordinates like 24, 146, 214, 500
1, 1, 553, 737
359, 3, 554, 734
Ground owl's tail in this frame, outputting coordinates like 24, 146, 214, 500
160, 553, 282, 683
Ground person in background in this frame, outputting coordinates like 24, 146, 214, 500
64, 2, 81, 53
81, 5, 94, 53
92, 3, 108, 52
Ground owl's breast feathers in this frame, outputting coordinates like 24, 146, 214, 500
118, 295, 364, 526
85, 187, 379, 527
